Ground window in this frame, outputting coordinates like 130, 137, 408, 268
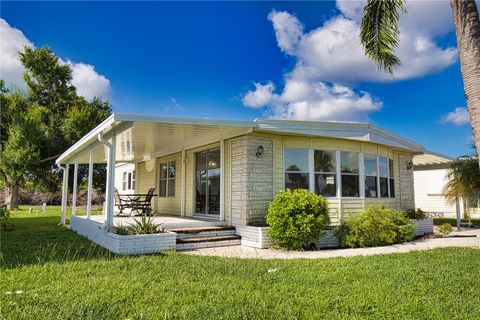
159, 161, 176, 197
284, 148, 309, 190
122, 170, 135, 191
379, 156, 389, 197
341, 151, 359, 197
364, 154, 377, 198
389, 158, 395, 198
314, 150, 336, 197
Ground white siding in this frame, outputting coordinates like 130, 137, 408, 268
115, 163, 136, 192
414, 169, 457, 216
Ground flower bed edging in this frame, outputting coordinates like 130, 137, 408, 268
70, 215, 176, 255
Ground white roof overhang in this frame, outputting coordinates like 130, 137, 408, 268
254, 119, 425, 152
56, 113, 426, 165
413, 150, 455, 169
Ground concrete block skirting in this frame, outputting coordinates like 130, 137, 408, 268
70, 216, 176, 255
411, 218, 434, 237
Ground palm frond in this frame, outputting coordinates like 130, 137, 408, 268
360, 0, 406, 76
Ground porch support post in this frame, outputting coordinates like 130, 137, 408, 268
220, 139, 225, 221
59, 164, 68, 225
180, 148, 186, 217
72, 161, 78, 216
98, 132, 116, 230
455, 196, 461, 231
86, 146, 94, 220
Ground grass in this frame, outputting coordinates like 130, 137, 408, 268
434, 217, 480, 227
1, 206, 479, 319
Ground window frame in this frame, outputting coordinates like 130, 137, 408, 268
159, 161, 176, 198
122, 169, 135, 192
283, 148, 396, 200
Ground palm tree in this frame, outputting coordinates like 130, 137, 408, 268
443, 154, 480, 221
360, 0, 480, 165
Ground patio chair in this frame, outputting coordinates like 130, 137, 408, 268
131, 188, 156, 216
114, 188, 131, 216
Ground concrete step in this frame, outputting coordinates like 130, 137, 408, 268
175, 229, 236, 239
175, 234, 241, 251
169, 226, 236, 234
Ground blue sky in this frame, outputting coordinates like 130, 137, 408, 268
0, 1, 474, 157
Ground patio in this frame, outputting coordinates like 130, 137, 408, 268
83, 214, 226, 230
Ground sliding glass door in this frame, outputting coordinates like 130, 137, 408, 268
195, 148, 220, 216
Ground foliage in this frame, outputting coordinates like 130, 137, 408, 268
266, 189, 330, 250
337, 205, 415, 248
0, 47, 111, 208
438, 223, 454, 236
405, 208, 427, 220
0, 204, 14, 231
443, 155, 480, 219
2, 208, 480, 319
114, 224, 131, 235
360, 0, 406, 75
114, 215, 166, 235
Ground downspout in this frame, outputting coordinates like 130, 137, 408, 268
98, 132, 116, 230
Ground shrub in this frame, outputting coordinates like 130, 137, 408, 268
266, 189, 330, 250
113, 216, 165, 235
337, 205, 415, 248
405, 208, 427, 219
0, 205, 14, 231
438, 223, 454, 236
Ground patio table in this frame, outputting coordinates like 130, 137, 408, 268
117, 192, 158, 216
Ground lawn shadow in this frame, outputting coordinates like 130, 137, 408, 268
0, 215, 121, 269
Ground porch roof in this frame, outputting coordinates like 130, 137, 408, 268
413, 150, 455, 169
55, 113, 426, 165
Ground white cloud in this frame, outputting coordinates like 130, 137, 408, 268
0, 19, 111, 100
242, 2, 458, 121
442, 107, 470, 126
0, 19, 33, 87
68, 61, 111, 100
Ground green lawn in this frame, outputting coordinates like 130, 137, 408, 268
1, 207, 479, 319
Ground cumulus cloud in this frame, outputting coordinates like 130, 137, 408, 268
242, 1, 457, 121
0, 19, 111, 100
442, 107, 470, 126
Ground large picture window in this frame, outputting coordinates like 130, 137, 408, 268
314, 150, 336, 197
284, 148, 309, 190
283, 148, 395, 199
379, 156, 389, 198
341, 151, 359, 197
159, 161, 176, 197
389, 158, 395, 198
364, 154, 377, 198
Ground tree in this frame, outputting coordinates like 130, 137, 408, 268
0, 47, 111, 209
0, 85, 42, 209
360, 0, 480, 162
443, 152, 480, 220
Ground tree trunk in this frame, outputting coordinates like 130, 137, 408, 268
450, 0, 480, 160
6, 184, 20, 210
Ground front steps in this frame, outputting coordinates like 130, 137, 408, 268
169, 226, 241, 251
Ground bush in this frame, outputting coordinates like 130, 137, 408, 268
337, 205, 415, 248
438, 223, 454, 236
405, 208, 427, 219
113, 216, 165, 235
266, 189, 330, 250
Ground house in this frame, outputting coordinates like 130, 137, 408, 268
55, 113, 427, 252
413, 152, 480, 218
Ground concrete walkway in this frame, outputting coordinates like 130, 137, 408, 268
184, 228, 480, 259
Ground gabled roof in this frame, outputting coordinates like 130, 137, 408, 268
56, 113, 425, 164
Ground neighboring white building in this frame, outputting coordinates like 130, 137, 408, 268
413, 152, 479, 218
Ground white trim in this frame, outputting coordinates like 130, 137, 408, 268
359, 152, 365, 198
72, 162, 78, 216
60, 164, 68, 225
308, 149, 315, 193
220, 139, 225, 222
180, 148, 186, 217
86, 147, 94, 219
